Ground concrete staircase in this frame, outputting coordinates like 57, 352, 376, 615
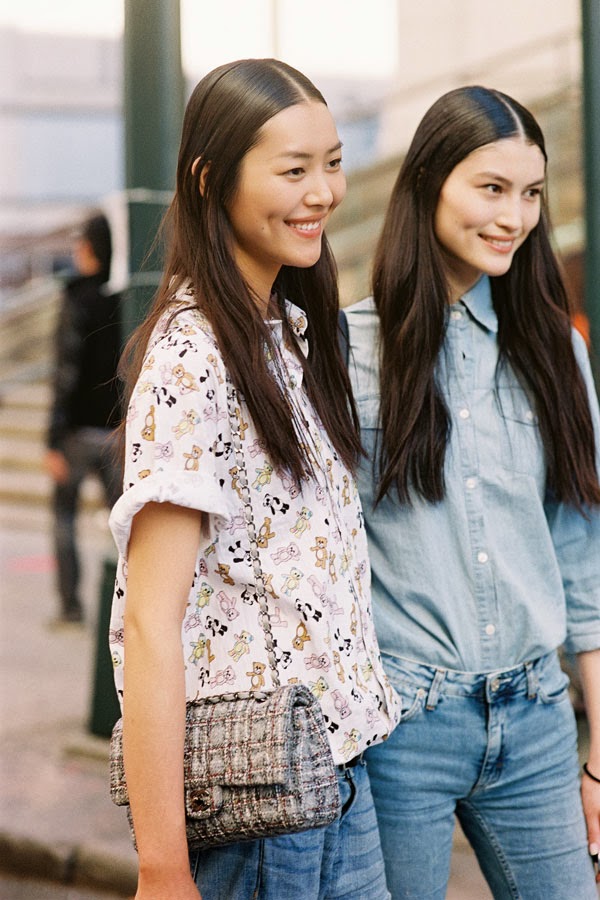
0, 281, 105, 526
0, 84, 585, 521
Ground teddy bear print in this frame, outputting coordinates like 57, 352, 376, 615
228, 630, 254, 662
195, 582, 214, 609
281, 567, 303, 596
172, 409, 201, 439
172, 363, 200, 394
246, 661, 267, 690
291, 621, 310, 651
290, 506, 312, 537
252, 461, 274, 491
141, 405, 156, 441
184, 445, 203, 471
215, 563, 235, 585
310, 536, 328, 569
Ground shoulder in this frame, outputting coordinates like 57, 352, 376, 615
344, 295, 377, 327
147, 302, 222, 364
344, 296, 380, 355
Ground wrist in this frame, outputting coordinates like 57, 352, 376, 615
138, 856, 192, 881
583, 762, 600, 785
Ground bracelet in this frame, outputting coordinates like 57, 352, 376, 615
583, 762, 600, 785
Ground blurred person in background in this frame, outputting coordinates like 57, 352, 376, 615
44, 211, 122, 625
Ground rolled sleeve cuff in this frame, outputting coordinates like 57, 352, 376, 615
563, 624, 600, 656
109, 471, 230, 558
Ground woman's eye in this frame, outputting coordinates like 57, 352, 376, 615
327, 157, 343, 171
525, 187, 542, 199
484, 183, 501, 194
285, 167, 305, 177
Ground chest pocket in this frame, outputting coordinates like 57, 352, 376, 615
495, 386, 545, 477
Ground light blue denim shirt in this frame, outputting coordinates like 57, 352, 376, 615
345, 275, 600, 672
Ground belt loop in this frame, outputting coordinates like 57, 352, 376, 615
525, 660, 537, 700
426, 668, 446, 710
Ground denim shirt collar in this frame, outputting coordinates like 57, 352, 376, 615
458, 276, 498, 334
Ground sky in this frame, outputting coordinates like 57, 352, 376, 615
0, 0, 398, 79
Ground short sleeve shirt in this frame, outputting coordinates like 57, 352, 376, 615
109, 290, 399, 764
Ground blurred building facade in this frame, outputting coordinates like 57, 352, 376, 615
0, 0, 583, 300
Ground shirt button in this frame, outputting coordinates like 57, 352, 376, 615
450, 310, 462, 321
477, 551, 489, 564
465, 477, 477, 490
525, 410, 534, 421
485, 624, 496, 636
459, 408, 470, 420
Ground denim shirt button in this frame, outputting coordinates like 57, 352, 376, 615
459, 408, 470, 420
450, 310, 462, 321
465, 477, 477, 490
485, 624, 496, 636
477, 551, 489, 564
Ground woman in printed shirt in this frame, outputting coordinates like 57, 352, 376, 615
344, 86, 600, 898
108, 59, 398, 900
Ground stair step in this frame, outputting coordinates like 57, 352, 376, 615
0, 381, 52, 411
0, 435, 45, 471
0, 404, 48, 440
0, 468, 105, 509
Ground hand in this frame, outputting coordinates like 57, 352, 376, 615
581, 768, 600, 883
44, 449, 70, 484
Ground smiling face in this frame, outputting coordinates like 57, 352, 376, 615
433, 136, 546, 301
227, 100, 346, 309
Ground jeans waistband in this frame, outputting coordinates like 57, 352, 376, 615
336, 752, 364, 772
384, 650, 558, 708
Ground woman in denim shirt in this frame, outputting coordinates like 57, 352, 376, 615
344, 86, 600, 898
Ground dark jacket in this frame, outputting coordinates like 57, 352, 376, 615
47, 274, 122, 450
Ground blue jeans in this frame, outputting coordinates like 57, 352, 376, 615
366, 651, 598, 899
189, 760, 390, 899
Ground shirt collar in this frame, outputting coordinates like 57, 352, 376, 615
267, 300, 309, 358
459, 276, 498, 334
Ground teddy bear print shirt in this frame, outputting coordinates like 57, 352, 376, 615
108, 291, 399, 764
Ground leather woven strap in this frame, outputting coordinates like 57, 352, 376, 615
225, 376, 281, 689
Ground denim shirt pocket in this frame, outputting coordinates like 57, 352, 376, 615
495, 386, 544, 477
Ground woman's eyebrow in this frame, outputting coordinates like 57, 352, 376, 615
476, 170, 545, 188
274, 142, 343, 161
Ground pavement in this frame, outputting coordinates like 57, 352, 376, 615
0, 503, 137, 898
0, 496, 592, 899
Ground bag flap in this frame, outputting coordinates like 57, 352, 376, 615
185, 684, 315, 788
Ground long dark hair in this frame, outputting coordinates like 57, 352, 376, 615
120, 58, 360, 482
373, 85, 600, 509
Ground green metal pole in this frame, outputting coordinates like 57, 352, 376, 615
123, 0, 185, 336
581, 0, 600, 387
88, 0, 184, 738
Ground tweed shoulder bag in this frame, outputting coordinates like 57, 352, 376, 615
109, 376, 341, 850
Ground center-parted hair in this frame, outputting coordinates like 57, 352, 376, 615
373, 85, 600, 509
120, 59, 360, 482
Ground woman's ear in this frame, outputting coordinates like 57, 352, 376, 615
192, 157, 211, 197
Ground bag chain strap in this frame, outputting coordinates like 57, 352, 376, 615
225, 376, 281, 691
